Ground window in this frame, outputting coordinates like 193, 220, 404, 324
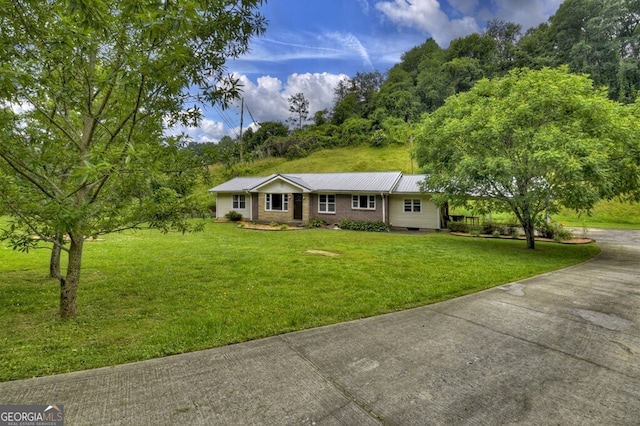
265, 193, 288, 211
318, 194, 336, 213
233, 194, 246, 209
352, 195, 375, 210
404, 199, 421, 213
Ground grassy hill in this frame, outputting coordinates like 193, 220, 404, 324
209, 144, 416, 179
207, 144, 640, 229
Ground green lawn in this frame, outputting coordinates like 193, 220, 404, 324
0, 222, 599, 381
451, 199, 640, 231
554, 199, 640, 229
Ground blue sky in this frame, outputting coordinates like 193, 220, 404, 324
172, 0, 564, 142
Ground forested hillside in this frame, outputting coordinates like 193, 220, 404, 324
191, 0, 640, 175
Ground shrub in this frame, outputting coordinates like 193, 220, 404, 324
308, 219, 326, 228
447, 221, 470, 233
369, 129, 389, 147
338, 219, 389, 232
536, 223, 555, 239
554, 226, 574, 242
536, 222, 573, 241
483, 222, 520, 236
225, 210, 242, 221
482, 222, 498, 234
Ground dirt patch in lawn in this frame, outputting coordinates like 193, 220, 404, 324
304, 250, 340, 257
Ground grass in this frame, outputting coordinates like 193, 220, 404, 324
554, 199, 640, 229
258, 144, 417, 174
451, 198, 640, 231
0, 221, 599, 382
210, 144, 416, 178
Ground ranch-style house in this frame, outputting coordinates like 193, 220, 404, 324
209, 171, 446, 230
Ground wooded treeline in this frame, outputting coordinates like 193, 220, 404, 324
193, 0, 640, 166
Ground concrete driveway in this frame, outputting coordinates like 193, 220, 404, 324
1, 229, 638, 425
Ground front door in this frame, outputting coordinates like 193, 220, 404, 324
293, 193, 303, 220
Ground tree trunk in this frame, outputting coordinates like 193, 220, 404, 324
60, 234, 84, 319
49, 232, 63, 278
523, 220, 536, 250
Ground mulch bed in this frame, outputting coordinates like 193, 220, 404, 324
236, 221, 306, 231
450, 232, 594, 244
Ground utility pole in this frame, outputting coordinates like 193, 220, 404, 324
409, 135, 414, 174
239, 97, 244, 162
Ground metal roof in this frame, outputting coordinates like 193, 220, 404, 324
209, 172, 435, 194
282, 172, 402, 192
392, 174, 428, 193
208, 176, 266, 193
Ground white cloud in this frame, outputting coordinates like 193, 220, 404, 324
239, 33, 346, 65
358, 0, 371, 14
166, 117, 227, 143
375, 0, 562, 47
176, 72, 347, 142
325, 32, 374, 69
239, 31, 373, 70
2, 101, 33, 114
233, 72, 347, 124
375, 0, 480, 47
447, 0, 480, 16
490, 0, 564, 32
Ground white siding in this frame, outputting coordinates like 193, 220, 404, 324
260, 181, 301, 193
216, 193, 251, 221
389, 195, 440, 229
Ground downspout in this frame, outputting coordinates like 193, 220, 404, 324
381, 193, 386, 225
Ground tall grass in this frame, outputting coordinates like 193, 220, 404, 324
0, 222, 598, 381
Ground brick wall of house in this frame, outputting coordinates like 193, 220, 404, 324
255, 192, 308, 224
309, 194, 385, 225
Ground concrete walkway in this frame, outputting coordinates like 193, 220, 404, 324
1, 229, 639, 425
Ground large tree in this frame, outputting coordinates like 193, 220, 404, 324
0, 0, 266, 318
547, 0, 640, 103
417, 67, 639, 249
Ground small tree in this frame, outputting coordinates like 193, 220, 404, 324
0, 1, 266, 318
417, 67, 639, 249
288, 92, 310, 130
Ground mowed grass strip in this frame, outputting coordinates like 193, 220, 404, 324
0, 222, 599, 381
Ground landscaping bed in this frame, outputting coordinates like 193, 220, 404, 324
449, 232, 594, 244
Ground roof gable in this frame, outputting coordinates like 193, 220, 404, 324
250, 174, 312, 192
